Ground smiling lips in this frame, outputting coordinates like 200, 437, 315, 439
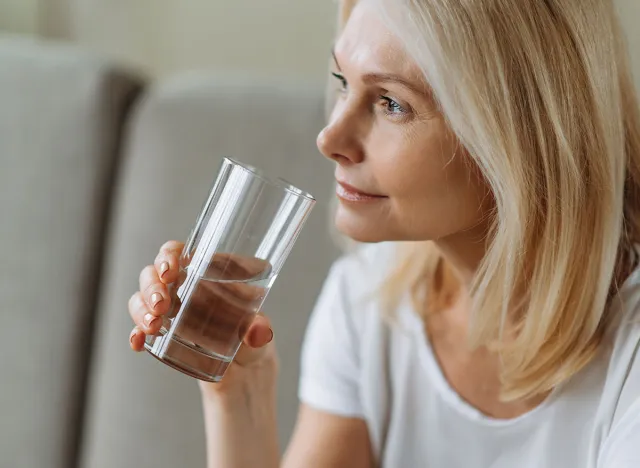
336, 181, 387, 203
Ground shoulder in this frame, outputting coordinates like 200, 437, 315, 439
298, 242, 400, 417
305, 242, 400, 345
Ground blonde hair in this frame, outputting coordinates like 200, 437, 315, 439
339, 0, 640, 400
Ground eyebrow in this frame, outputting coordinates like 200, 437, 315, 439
362, 73, 428, 96
331, 48, 428, 96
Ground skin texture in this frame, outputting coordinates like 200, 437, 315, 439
127, 2, 537, 467
320, 0, 544, 425
319, 14, 489, 245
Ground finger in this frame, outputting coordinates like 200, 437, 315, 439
139, 265, 170, 316
233, 314, 274, 367
128, 292, 163, 335
129, 326, 146, 352
154, 240, 184, 285
244, 315, 274, 347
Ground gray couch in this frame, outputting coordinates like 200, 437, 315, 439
0, 37, 338, 468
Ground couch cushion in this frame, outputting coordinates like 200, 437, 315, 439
80, 74, 338, 468
0, 37, 144, 468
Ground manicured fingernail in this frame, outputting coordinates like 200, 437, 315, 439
129, 328, 139, 346
150, 292, 163, 309
144, 313, 159, 328
246, 327, 260, 347
267, 329, 274, 343
159, 262, 170, 278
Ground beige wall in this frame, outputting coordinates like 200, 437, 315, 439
1, 0, 639, 85
0, 0, 40, 34
70, 0, 337, 81
68, 0, 640, 84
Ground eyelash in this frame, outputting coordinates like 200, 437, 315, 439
332, 72, 349, 93
379, 96, 407, 116
331, 72, 410, 119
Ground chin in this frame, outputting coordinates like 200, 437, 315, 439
334, 210, 394, 243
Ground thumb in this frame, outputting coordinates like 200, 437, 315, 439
233, 314, 274, 367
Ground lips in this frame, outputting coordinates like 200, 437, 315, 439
336, 181, 387, 202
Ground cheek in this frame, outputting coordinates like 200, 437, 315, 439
374, 133, 489, 239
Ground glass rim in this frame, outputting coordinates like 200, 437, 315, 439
223, 157, 316, 202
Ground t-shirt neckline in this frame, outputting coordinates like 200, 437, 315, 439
412, 311, 561, 427
396, 246, 640, 428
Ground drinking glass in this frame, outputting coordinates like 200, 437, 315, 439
145, 158, 315, 382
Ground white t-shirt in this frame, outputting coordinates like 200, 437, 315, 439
298, 243, 640, 468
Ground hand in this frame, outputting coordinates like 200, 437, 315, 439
127, 240, 278, 400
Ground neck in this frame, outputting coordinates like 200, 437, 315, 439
434, 223, 489, 288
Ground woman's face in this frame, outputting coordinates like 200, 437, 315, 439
318, 0, 491, 243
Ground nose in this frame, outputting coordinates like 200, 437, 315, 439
316, 99, 365, 166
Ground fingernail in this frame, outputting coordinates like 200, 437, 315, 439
159, 262, 170, 278
267, 328, 274, 343
150, 292, 163, 309
246, 326, 261, 347
144, 313, 159, 328
129, 328, 139, 346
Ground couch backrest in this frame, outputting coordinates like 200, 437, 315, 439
0, 37, 143, 468
79, 75, 339, 468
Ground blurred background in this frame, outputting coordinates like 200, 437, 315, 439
0, 0, 336, 79
1, 1, 640, 468
1, 2, 339, 468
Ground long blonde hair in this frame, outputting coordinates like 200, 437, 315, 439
339, 0, 640, 400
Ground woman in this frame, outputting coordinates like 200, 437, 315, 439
127, 0, 640, 466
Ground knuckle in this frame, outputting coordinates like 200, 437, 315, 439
142, 281, 161, 298
159, 240, 181, 255
159, 240, 174, 252
128, 292, 143, 313
127, 294, 136, 310
139, 265, 156, 283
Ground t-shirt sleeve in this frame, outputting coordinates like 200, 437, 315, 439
598, 397, 640, 468
298, 258, 364, 418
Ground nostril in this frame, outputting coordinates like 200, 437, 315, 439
317, 120, 364, 164
331, 153, 351, 164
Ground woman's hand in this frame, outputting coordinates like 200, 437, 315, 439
127, 240, 278, 401
128, 241, 281, 467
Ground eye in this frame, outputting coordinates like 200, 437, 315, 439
379, 96, 408, 116
331, 72, 348, 92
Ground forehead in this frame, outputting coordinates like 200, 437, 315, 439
334, 1, 421, 79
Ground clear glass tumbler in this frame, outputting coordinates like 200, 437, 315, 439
145, 158, 315, 382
